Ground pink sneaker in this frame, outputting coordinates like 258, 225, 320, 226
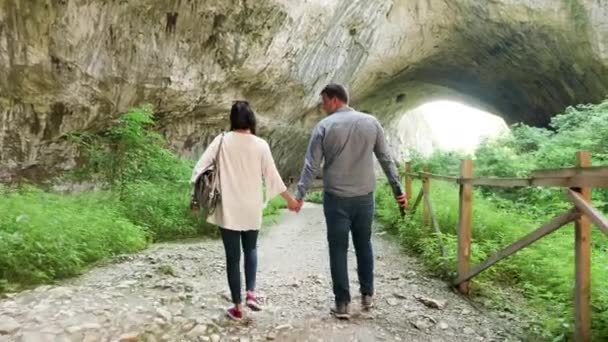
226, 306, 243, 321
246, 292, 262, 311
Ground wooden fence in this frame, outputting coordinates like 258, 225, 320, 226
402, 151, 608, 342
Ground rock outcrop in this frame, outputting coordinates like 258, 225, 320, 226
1, 0, 607, 181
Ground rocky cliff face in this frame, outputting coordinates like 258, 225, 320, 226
1, 0, 607, 182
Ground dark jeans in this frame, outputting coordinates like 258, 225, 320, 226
219, 228, 259, 304
323, 191, 375, 304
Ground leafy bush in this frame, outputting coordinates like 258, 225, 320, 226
71, 105, 218, 239
0, 186, 147, 286
1, 105, 287, 290
307, 191, 324, 204
375, 180, 608, 340
384, 99, 608, 339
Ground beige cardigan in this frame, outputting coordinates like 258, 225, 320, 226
191, 132, 287, 231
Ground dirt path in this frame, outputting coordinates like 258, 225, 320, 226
0, 204, 524, 342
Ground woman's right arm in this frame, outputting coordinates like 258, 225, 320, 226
261, 141, 300, 211
191, 134, 221, 184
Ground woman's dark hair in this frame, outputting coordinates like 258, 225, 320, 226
230, 100, 256, 135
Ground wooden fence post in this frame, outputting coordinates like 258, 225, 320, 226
405, 162, 412, 208
422, 165, 430, 227
457, 159, 474, 294
574, 151, 592, 342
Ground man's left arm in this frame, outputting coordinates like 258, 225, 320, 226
373, 120, 404, 198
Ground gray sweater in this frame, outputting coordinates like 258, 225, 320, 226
296, 107, 403, 200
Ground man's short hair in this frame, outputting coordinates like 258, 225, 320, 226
320, 83, 349, 104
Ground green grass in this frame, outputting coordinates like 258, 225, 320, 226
0, 106, 289, 292
307, 191, 324, 204
262, 196, 288, 225
0, 184, 288, 292
375, 180, 608, 340
0, 186, 147, 290
119, 180, 214, 241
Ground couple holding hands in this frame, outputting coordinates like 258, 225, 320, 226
191, 83, 407, 321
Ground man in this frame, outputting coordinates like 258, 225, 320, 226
294, 83, 407, 319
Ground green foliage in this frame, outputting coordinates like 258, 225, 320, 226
262, 196, 288, 225
71, 105, 214, 239
375, 180, 608, 340
1, 105, 287, 290
119, 180, 212, 240
71, 105, 191, 190
384, 99, 608, 339
405, 149, 467, 176
307, 191, 324, 204
0, 186, 147, 286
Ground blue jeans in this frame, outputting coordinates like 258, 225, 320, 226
219, 228, 258, 304
323, 192, 375, 304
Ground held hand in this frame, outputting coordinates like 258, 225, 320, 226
396, 193, 408, 209
286, 197, 302, 213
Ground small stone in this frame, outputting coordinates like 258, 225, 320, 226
66, 326, 83, 334
81, 323, 102, 330
200, 337, 211, 342
415, 296, 447, 309
20, 331, 55, 342
195, 317, 209, 325
156, 308, 172, 322
119, 332, 139, 342
41, 327, 64, 334
182, 321, 196, 332
411, 315, 437, 331
464, 327, 476, 335
412, 319, 433, 331
0, 316, 20, 334
188, 324, 208, 337
210, 334, 221, 342
462, 309, 472, 315
393, 293, 407, 299
116, 280, 137, 289
386, 298, 399, 306
438, 322, 449, 330
221, 292, 232, 302
275, 324, 293, 330
267, 332, 276, 340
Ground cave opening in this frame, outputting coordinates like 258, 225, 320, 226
390, 100, 508, 161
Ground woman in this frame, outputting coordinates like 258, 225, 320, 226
191, 101, 299, 320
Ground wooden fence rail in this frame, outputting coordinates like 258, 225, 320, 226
401, 151, 608, 342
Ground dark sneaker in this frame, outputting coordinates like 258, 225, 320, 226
246, 292, 262, 311
226, 306, 243, 321
330, 303, 350, 320
362, 295, 374, 311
